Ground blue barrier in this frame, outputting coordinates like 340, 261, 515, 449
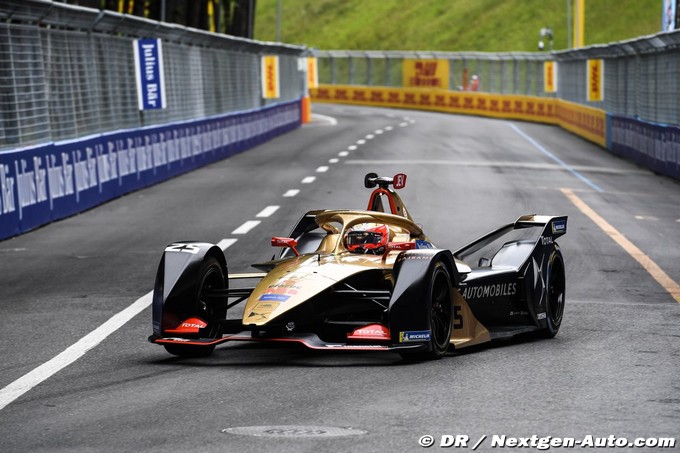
609, 115, 680, 181
0, 100, 301, 240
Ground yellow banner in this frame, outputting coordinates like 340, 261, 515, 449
261, 56, 280, 99
556, 99, 607, 147
307, 57, 318, 89
544, 61, 557, 93
587, 59, 604, 102
402, 59, 449, 89
310, 85, 607, 147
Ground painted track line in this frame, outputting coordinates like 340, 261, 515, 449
0, 239, 239, 411
232, 220, 261, 234
562, 188, 680, 303
510, 123, 604, 193
282, 189, 299, 197
256, 206, 279, 218
0, 292, 151, 411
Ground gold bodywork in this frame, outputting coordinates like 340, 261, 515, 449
239, 209, 493, 349
242, 210, 427, 326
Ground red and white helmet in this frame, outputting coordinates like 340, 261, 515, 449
344, 224, 389, 254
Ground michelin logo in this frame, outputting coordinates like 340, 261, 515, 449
399, 330, 431, 343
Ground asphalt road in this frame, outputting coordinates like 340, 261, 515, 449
1, 104, 678, 452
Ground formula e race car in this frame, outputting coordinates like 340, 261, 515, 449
148, 173, 567, 360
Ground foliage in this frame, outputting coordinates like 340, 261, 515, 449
255, 0, 662, 51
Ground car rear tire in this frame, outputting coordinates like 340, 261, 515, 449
400, 261, 453, 361
164, 257, 227, 357
538, 251, 565, 338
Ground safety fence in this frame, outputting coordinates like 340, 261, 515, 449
312, 32, 680, 182
0, 0, 307, 240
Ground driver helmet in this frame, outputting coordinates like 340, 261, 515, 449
344, 223, 388, 254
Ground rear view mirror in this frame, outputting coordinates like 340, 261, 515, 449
271, 237, 299, 257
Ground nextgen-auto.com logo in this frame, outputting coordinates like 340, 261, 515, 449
416, 434, 676, 450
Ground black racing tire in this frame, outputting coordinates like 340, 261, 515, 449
164, 257, 227, 357
400, 261, 454, 361
537, 251, 565, 339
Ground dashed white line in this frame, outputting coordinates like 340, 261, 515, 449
232, 220, 261, 234
348, 145, 358, 151
217, 238, 238, 250
375, 130, 383, 134
256, 205, 280, 218
329, 158, 339, 164
399, 122, 408, 127
301, 176, 316, 184
385, 126, 393, 131
283, 189, 300, 197
316, 166, 329, 173
356, 139, 366, 145
365, 134, 374, 140
339, 151, 349, 157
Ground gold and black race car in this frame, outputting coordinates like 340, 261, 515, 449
148, 173, 567, 360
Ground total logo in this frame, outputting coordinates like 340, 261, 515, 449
399, 330, 431, 343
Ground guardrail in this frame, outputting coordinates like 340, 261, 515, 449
0, 0, 307, 240
313, 31, 680, 183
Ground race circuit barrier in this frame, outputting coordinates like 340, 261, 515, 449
0, 100, 301, 241
609, 116, 680, 181
311, 84, 638, 171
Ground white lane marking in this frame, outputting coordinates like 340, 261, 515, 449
375, 130, 383, 134
283, 189, 300, 197
365, 134, 374, 140
329, 158, 339, 164
510, 123, 604, 193
232, 220, 261, 234
343, 159, 647, 175
217, 238, 238, 250
348, 145, 357, 150
316, 166, 329, 173
301, 176, 316, 184
399, 122, 408, 127
356, 139, 366, 145
0, 293, 153, 411
0, 236, 239, 412
408, 119, 416, 124
385, 126, 393, 131
256, 205, 280, 218
310, 113, 338, 126
338, 151, 349, 157
634, 215, 658, 221
0, 248, 27, 252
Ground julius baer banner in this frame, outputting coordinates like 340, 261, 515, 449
0, 101, 302, 241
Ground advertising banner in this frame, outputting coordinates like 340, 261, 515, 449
587, 59, 604, 102
610, 115, 680, 180
306, 57, 318, 89
133, 38, 167, 110
0, 101, 302, 240
544, 61, 557, 93
402, 59, 450, 89
262, 56, 280, 99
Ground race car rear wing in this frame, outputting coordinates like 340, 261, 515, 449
453, 214, 567, 266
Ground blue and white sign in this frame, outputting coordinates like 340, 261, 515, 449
133, 38, 167, 110
0, 100, 302, 241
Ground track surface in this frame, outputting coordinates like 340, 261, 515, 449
1, 105, 678, 452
